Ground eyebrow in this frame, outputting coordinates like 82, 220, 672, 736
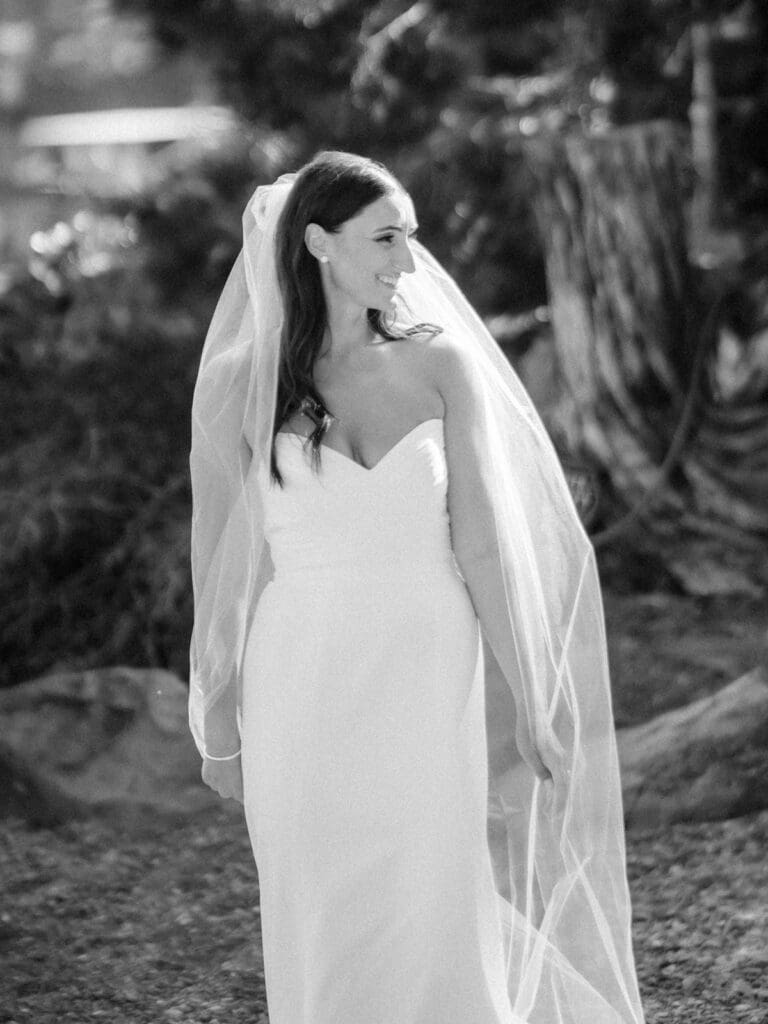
372, 224, 419, 234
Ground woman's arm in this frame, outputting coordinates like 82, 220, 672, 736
432, 337, 554, 781
190, 344, 255, 761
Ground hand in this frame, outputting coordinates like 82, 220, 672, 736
201, 755, 244, 804
533, 730, 572, 822
515, 723, 563, 782
522, 741, 553, 784
516, 726, 571, 816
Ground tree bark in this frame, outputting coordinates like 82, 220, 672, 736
617, 667, 768, 829
523, 122, 768, 560
690, 20, 719, 247
524, 123, 693, 497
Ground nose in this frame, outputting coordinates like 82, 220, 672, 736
395, 237, 416, 275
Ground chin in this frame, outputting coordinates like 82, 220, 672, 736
368, 294, 398, 317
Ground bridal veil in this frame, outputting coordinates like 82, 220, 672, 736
188, 170, 646, 1024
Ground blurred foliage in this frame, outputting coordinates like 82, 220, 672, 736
124, 136, 265, 302
0, 263, 197, 684
3, 0, 768, 685
0, 137, 273, 687
114, 0, 768, 275
27, 212, 138, 299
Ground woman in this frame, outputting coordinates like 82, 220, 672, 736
189, 151, 646, 1024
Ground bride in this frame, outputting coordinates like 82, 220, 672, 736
189, 151, 646, 1024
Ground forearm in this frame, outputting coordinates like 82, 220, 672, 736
201, 677, 241, 759
454, 545, 549, 749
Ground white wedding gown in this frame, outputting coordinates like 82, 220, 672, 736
241, 417, 522, 1024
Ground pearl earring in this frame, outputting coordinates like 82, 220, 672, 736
320, 256, 329, 263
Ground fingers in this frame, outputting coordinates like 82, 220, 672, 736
524, 747, 547, 778
526, 746, 554, 783
207, 781, 241, 801
200, 762, 244, 803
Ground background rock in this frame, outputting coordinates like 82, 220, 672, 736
0, 667, 225, 824
617, 667, 768, 830
4, 661, 766, 830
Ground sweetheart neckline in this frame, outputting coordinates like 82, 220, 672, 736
275, 416, 444, 473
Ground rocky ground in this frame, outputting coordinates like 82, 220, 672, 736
2, 589, 767, 1024
1, 801, 766, 1024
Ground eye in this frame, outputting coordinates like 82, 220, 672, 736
376, 234, 395, 244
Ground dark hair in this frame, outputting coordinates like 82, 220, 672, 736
270, 150, 439, 485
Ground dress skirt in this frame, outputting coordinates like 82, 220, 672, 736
240, 419, 520, 1024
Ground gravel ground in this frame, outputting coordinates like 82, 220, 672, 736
2, 801, 766, 1024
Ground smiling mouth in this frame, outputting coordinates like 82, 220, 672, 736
376, 274, 400, 288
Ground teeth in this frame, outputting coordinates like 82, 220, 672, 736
377, 275, 398, 286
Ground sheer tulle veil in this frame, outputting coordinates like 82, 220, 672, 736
188, 170, 646, 1024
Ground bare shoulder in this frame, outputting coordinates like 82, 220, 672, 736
406, 331, 484, 408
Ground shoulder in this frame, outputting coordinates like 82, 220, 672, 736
407, 331, 484, 406
393, 327, 469, 370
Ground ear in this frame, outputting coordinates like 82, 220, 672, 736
304, 223, 330, 263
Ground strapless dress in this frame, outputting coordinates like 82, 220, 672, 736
240, 418, 519, 1024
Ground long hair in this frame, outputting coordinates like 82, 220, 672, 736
270, 151, 439, 485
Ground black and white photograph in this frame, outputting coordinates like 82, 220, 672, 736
1, 2, 767, 1023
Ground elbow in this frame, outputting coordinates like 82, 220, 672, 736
451, 538, 498, 581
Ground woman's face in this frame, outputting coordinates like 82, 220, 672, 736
309, 190, 418, 315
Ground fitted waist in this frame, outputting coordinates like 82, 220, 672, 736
270, 550, 462, 581
265, 510, 460, 577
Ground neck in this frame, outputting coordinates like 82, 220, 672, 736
319, 285, 377, 361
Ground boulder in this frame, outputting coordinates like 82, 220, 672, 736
617, 666, 768, 830
0, 667, 226, 824
4, 662, 765, 830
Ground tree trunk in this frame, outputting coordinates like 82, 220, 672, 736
690, 20, 719, 248
523, 122, 768, 569
617, 667, 768, 829
524, 123, 693, 500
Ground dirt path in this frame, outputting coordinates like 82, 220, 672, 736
2, 802, 766, 1024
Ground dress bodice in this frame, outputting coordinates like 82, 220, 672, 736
258, 418, 457, 579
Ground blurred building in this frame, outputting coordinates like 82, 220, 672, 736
15, 105, 239, 194
0, 0, 231, 260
